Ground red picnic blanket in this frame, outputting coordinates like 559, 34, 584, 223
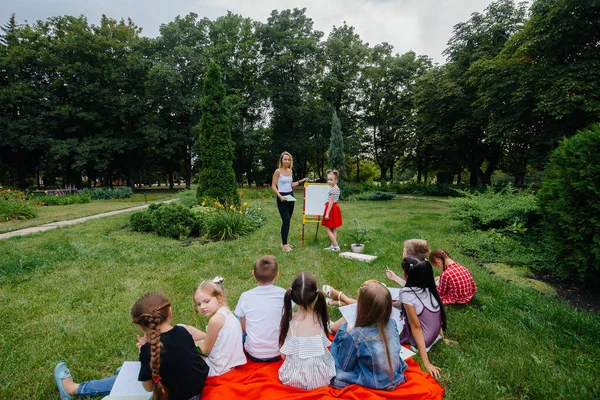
202, 356, 444, 400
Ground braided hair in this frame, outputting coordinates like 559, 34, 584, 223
131, 293, 171, 400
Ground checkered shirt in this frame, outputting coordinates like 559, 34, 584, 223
438, 262, 477, 304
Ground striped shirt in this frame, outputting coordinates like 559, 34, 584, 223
327, 186, 340, 202
278, 323, 336, 390
438, 262, 477, 304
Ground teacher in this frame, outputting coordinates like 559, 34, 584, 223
271, 151, 307, 252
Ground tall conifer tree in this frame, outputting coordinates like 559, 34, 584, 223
327, 110, 345, 180
196, 60, 239, 205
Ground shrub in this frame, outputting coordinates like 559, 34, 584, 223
353, 191, 396, 201
82, 187, 134, 200
0, 187, 36, 221
391, 182, 473, 197
204, 209, 254, 240
151, 203, 197, 239
449, 186, 539, 231
538, 123, 600, 283
34, 193, 91, 206
130, 211, 154, 233
178, 189, 200, 208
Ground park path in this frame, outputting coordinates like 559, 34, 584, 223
0, 199, 177, 240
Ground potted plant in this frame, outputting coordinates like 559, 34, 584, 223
350, 218, 371, 253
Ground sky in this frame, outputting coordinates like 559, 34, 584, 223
1, 0, 507, 64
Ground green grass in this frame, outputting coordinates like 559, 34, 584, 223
0, 195, 598, 399
0, 192, 178, 233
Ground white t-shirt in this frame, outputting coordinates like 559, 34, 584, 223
400, 287, 440, 315
234, 285, 286, 359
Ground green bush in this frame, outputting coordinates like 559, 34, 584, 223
82, 187, 134, 200
178, 190, 200, 208
203, 209, 255, 241
391, 182, 473, 197
0, 187, 37, 221
449, 186, 539, 231
130, 211, 154, 233
538, 123, 600, 283
151, 203, 197, 239
35, 193, 91, 205
354, 191, 396, 201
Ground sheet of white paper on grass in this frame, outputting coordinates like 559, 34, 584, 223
283, 194, 296, 202
107, 361, 150, 398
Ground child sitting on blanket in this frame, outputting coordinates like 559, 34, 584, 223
54, 293, 209, 400
234, 255, 286, 362
278, 272, 336, 390
385, 239, 431, 287
330, 280, 408, 390
186, 277, 247, 377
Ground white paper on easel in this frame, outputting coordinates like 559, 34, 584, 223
108, 361, 151, 397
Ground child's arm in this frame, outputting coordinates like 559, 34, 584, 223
324, 193, 334, 220
183, 325, 207, 342
198, 313, 226, 354
239, 316, 247, 334
404, 304, 441, 379
385, 269, 406, 286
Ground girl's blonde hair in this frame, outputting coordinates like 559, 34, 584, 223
355, 281, 394, 378
429, 249, 452, 271
278, 151, 293, 169
194, 278, 227, 311
326, 169, 339, 182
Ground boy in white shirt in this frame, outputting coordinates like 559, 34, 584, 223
235, 255, 286, 362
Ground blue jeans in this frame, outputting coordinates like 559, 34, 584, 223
76, 375, 116, 397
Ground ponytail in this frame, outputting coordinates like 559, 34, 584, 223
279, 287, 294, 347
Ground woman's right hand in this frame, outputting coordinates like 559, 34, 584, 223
385, 269, 398, 281
280, 196, 287, 202
424, 361, 441, 379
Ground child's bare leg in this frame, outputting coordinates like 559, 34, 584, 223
329, 286, 356, 305
328, 228, 338, 247
61, 376, 79, 396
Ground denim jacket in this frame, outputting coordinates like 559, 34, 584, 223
330, 319, 408, 390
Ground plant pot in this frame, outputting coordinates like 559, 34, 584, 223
351, 244, 365, 253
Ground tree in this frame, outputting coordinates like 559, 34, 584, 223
327, 110, 344, 178
443, 0, 528, 186
538, 123, 600, 284
257, 8, 323, 179
196, 60, 239, 205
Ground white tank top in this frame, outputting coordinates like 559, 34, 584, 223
277, 172, 293, 193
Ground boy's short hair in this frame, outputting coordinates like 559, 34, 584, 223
254, 255, 278, 284
403, 239, 430, 259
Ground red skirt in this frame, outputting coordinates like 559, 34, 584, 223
321, 202, 342, 228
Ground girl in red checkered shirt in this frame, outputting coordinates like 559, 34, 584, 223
429, 249, 477, 305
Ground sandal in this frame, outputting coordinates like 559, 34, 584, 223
281, 244, 292, 252
322, 285, 334, 297
326, 298, 341, 306
54, 362, 73, 400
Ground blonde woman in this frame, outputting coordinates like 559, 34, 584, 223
271, 151, 307, 252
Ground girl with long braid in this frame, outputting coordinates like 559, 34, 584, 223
278, 272, 336, 390
54, 293, 209, 400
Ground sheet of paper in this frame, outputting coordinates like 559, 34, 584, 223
400, 346, 416, 360
109, 361, 151, 397
387, 287, 402, 301
283, 194, 296, 202
339, 303, 404, 334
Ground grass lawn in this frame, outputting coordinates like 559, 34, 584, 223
0, 191, 179, 234
0, 195, 599, 399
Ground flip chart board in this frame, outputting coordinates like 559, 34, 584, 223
304, 184, 330, 216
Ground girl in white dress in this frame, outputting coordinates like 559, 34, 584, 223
187, 277, 247, 377
278, 272, 336, 390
